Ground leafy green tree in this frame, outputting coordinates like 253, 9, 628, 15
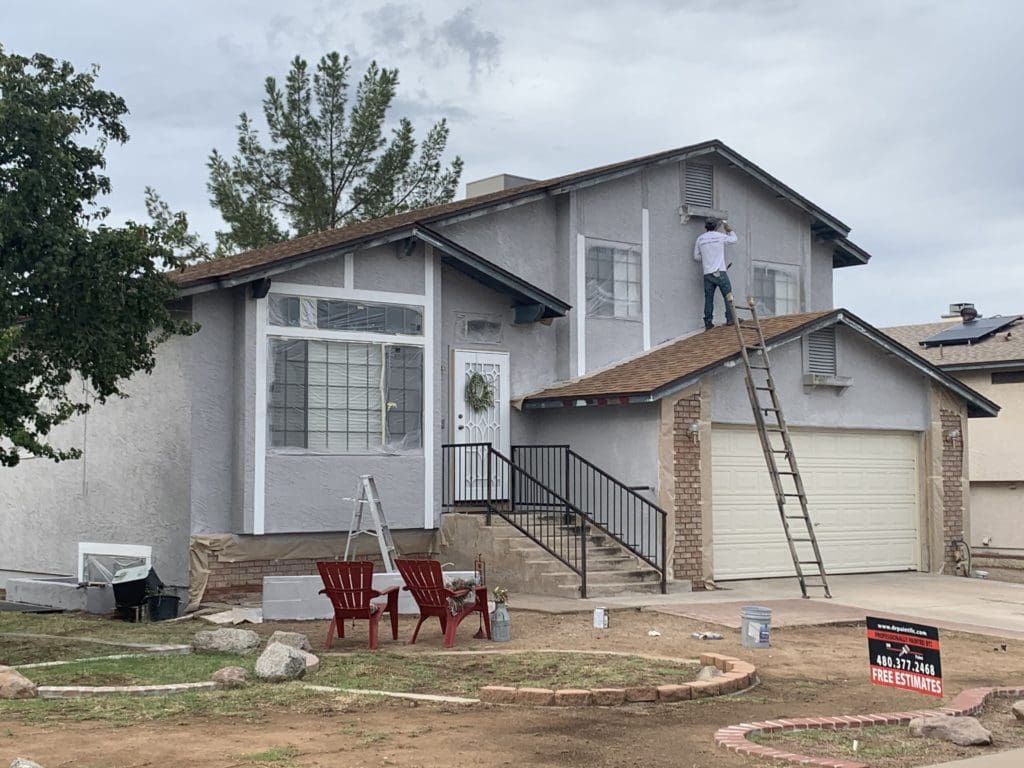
0, 47, 194, 467
205, 52, 463, 255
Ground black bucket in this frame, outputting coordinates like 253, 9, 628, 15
147, 594, 180, 621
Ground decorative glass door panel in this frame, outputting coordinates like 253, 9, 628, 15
452, 350, 510, 501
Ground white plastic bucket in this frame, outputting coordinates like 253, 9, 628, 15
593, 607, 609, 628
740, 605, 772, 648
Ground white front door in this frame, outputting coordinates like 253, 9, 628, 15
452, 350, 510, 501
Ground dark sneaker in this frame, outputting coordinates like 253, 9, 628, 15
725, 318, 735, 326
704, 322, 715, 331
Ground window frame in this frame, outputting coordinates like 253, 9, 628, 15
751, 261, 802, 317
584, 238, 643, 321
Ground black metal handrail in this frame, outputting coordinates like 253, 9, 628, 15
442, 443, 590, 598
512, 444, 667, 594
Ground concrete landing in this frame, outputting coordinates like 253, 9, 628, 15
653, 598, 865, 628
510, 573, 1024, 640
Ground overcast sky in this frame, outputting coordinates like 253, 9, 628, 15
4, 1, 1022, 326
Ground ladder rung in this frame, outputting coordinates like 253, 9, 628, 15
749, 365, 770, 370
785, 515, 808, 520
783, 492, 804, 497
798, 561, 823, 565
755, 386, 774, 391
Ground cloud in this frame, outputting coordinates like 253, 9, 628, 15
424, 7, 501, 84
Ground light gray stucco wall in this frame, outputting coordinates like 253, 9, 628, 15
189, 289, 238, 534
355, 243, 425, 294
0, 333, 193, 587
440, 198, 561, 294
810, 241, 835, 311
710, 325, 930, 430
517, 403, 661, 492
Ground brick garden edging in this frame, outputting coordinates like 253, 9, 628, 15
479, 651, 756, 707
713, 685, 1024, 768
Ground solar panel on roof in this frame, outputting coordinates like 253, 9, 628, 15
921, 315, 1021, 347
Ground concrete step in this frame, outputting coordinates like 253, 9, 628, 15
573, 580, 666, 597
584, 569, 662, 584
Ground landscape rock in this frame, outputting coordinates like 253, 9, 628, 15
211, 666, 250, 690
909, 715, 993, 746
254, 642, 307, 682
267, 631, 311, 651
10, 759, 44, 768
1013, 700, 1024, 721
696, 665, 723, 681
0, 666, 38, 699
192, 628, 261, 654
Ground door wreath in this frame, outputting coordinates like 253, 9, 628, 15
464, 371, 495, 412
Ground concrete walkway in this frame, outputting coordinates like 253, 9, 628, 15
512, 573, 1024, 640
921, 748, 1024, 767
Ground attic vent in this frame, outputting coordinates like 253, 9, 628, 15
684, 163, 714, 208
807, 328, 837, 375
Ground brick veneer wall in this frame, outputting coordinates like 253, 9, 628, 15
941, 408, 965, 572
672, 394, 703, 588
204, 550, 432, 597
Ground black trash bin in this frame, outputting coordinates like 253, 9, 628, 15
147, 594, 180, 621
111, 566, 164, 622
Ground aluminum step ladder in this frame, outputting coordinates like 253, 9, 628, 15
344, 475, 400, 572
726, 295, 832, 599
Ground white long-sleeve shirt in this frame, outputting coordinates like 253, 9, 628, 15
693, 230, 738, 274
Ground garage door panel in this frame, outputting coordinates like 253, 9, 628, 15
712, 427, 920, 580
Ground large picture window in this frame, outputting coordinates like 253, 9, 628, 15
269, 339, 423, 453
269, 295, 423, 334
753, 263, 800, 316
585, 240, 642, 319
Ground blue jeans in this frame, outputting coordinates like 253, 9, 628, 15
703, 271, 734, 326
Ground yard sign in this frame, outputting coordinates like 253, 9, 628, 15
866, 616, 943, 697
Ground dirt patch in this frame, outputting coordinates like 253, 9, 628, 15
753, 697, 1024, 767
1, 609, 1023, 768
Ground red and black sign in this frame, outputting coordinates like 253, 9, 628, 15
866, 616, 943, 698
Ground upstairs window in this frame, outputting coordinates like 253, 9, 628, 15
585, 240, 642, 320
753, 263, 800, 316
684, 163, 714, 208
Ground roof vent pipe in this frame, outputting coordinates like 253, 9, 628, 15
960, 305, 980, 323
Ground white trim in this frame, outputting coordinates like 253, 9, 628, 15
576, 233, 586, 375
77, 543, 152, 583
423, 245, 436, 529
253, 296, 268, 535
641, 208, 651, 350
344, 252, 354, 287
267, 326, 426, 346
270, 281, 425, 305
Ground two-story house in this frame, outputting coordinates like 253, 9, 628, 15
0, 140, 998, 607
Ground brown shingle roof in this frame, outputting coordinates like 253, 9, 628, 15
882, 317, 1024, 368
171, 138, 868, 290
522, 311, 835, 403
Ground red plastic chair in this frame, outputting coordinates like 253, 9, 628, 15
395, 559, 491, 648
316, 560, 399, 650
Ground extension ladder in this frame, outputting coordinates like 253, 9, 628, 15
344, 475, 400, 572
726, 295, 832, 599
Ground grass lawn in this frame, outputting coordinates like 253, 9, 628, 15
0, 611, 197, 645
0, 636, 141, 666
23, 651, 248, 686
315, 651, 697, 696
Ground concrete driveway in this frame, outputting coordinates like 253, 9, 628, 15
517, 573, 1024, 640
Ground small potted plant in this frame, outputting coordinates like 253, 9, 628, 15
490, 586, 511, 642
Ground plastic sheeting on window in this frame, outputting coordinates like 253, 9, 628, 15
268, 293, 423, 335
267, 338, 423, 456
585, 244, 641, 319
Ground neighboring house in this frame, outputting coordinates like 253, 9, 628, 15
0, 139, 998, 602
885, 306, 1024, 554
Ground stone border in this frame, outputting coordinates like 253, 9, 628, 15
479, 651, 756, 706
37, 682, 216, 699
713, 685, 1024, 768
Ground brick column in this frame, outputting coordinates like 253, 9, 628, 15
672, 394, 703, 588
940, 409, 965, 572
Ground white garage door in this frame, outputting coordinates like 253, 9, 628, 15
712, 427, 920, 580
